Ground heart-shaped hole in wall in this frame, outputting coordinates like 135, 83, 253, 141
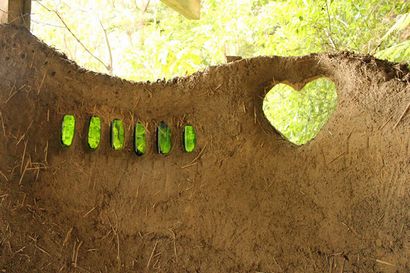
263, 78, 338, 145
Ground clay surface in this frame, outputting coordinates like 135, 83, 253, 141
0, 25, 409, 273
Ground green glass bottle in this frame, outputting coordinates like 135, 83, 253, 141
183, 125, 196, 153
88, 116, 101, 150
157, 121, 171, 155
61, 114, 75, 147
111, 119, 125, 150
134, 122, 146, 156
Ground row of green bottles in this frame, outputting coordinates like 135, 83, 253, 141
61, 115, 196, 155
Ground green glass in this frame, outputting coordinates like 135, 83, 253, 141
88, 116, 101, 150
61, 114, 75, 147
157, 122, 171, 155
111, 119, 125, 150
183, 125, 196, 153
134, 122, 146, 156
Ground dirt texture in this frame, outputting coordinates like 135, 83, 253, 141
0, 25, 409, 273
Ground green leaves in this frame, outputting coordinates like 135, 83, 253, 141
376, 40, 410, 65
375, 13, 410, 65
263, 78, 337, 145
380, 13, 410, 42
61, 114, 75, 147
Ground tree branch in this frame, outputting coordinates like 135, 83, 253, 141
325, 0, 337, 51
99, 19, 113, 75
37, 2, 111, 73
143, 0, 151, 13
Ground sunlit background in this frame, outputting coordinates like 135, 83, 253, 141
31, 0, 409, 81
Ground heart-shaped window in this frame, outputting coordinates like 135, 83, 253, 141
263, 78, 338, 145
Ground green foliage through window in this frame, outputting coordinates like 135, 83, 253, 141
31, 1, 409, 82
183, 125, 197, 152
263, 78, 338, 145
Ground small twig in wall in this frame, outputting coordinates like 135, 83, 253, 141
0, 111, 6, 137
392, 102, 410, 129
146, 240, 158, 269
0, 170, 8, 182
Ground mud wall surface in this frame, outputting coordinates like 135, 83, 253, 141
0, 25, 409, 273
